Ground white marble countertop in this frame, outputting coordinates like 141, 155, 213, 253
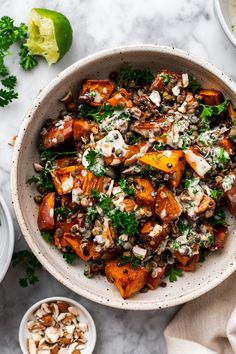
0, 0, 236, 353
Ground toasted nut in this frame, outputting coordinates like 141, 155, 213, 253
41, 315, 54, 327
27, 338, 37, 354
57, 301, 69, 313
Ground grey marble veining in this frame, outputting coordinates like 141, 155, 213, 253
0, 0, 236, 353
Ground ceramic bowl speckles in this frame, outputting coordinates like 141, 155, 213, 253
11, 45, 236, 310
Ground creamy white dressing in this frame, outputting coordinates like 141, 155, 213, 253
72, 187, 82, 204
149, 90, 161, 106
185, 149, 211, 177
96, 130, 127, 157
93, 90, 103, 103
149, 224, 163, 237
61, 174, 74, 193
222, 174, 236, 192
132, 245, 147, 259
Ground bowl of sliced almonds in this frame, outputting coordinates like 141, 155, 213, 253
19, 297, 96, 354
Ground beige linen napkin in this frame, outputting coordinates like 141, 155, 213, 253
164, 271, 236, 354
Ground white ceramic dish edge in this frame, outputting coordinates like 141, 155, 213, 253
19, 296, 97, 354
0, 193, 14, 283
215, 0, 236, 47
11, 44, 236, 310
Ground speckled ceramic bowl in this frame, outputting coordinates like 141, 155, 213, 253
11, 45, 236, 310
215, 0, 236, 47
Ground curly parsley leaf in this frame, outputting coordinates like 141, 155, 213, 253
63, 252, 76, 264
1, 75, 16, 89
188, 76, 201, 93
78, 103, 122, 123
85, 207, 99, 224
199, 100, 229, 130
41, 231, 53, 244
0, 88, 18, 107
166, 265, 183, 282
19, 44, 38, 71
85, 149, 105, 176
27, 160, 54, 192
109, 209, 138, 236
12, 250, 42, 288
210, 206, 226, 226
118, 64, 154, 87
210, 188, 223, 201
160, 73, 172, 84
120, 255, 141, 269
118, 177, 135, 195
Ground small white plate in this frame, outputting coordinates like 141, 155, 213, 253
19, 296, 97, 354
0, 193, 14, 283
215, 0, 236, 47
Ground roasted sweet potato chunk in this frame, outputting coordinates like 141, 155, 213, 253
43, 118, 74, 149
220, 137, 234, 155
73, 119, 93, 142
63, 234, 98, 261
224, 172, 236, 215
78, 80, 115, 106
184, 148, 211, 178
212, 227, 227, 250
139, 150, 186, 188
176, 255, 199, 272
38, 192, 55, 232
174, 252, 190, 266
146, 266, 166, 290
105, 259, 148, 299
135, 178, 156, 208
131, 118, 172, 142
140, 222, 167, 250
199, 89, 223, 105
51, 165, 82, 195
121, 199, 137, 213
155, 185, 182, 223
107, 88, 133, 108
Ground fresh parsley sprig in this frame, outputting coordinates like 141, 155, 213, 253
78, 103, 122, 123
166, 265, 183, 282
63, 252, 76, 264
118, 64, 154, 87
199, 100, 229, 130
120, 255, 141, 269
118, 177, 135, 195
19, 44, 38, 71
85, 149, 105, 176
12, 250, 42, 287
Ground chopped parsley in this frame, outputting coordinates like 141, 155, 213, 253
85, 149, 105, 177
0, 89, 18, 107
213, 147, 230, 168
153, 142, 165, 151
117, 64, 154, 87
177, 218, 191, 235
19, 44, 38, 71
160, 73, 172, 84
210, 188, 223, 201
54, 206, 74, 217
172, 240, 181, 250
78, 103, 122, 123
188, 76, 201, 93
199, 100, 229, 130
210, 207, 226, 226
118, 177, 135, 195
129, 132, 140, 145
27, 160, 54, 192
91, 189, 112, 214
85, 207, 99, 224
63, 252, 76, 264
12, 250, 42, 287
41, 231, 53, 244
109, 209, 138, 236
1, 75, 17, 89
120, 255, 141, 269
166, 265, 183, 282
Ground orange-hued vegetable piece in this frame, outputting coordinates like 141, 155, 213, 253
73, 119, 93, 142
184, 148, 211, 178
140, 221, 155, 236
212, 227, 227, 250
176, 255, 199, 272
78, 80, 115, 106
220, 137, 235, 155
174, 252, 190, 266
139, 150, 186, 188
199, 89, 223, 105
121, 199, 137, 213
224, 172, 236, 215
107, 88, 133, 108
105, 259, 148, 299
135, 178, 156, 208
228, 102, 236, 122
140, 222, 167, 250
155, 185, 181, 223
124, 141, 150, 166
37, 192, 55, 232
43, 118, 74, 149
51, 165, 82, 195
146, 267, 166, 290
63, 234, 98, 261
196, 195, 215, 214
54, 235, 70, 248
131, 118, 172, 142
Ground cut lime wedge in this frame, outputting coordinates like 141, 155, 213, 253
26, 8, 73, 65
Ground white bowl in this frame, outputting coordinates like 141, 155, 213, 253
0, 193, 14, 283
215, 0, 236, 47
11, 45, 236, 310
19, 296, 96, 354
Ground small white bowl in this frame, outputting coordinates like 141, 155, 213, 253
215, 0, 236, 47
0, 193, 14, 283
19, 296, 97, 354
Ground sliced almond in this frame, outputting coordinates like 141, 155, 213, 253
45, 327, 61, 344
52, 303, 59, 319
57, 301, 69, 313
58, 349, 69, 354
27, 338, 37, 354
66, 325, 75, 335
77, 323, 88, 332
41, 303, 52, 314
68, 307, 80, 317
41, 314, 54, 327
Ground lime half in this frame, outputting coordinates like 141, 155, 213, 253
26, 8, 73, 65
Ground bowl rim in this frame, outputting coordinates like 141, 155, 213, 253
0, 193, 14, 283
19, 296, 97, 354
11, 44, 236, 310
215, 0, 236, 48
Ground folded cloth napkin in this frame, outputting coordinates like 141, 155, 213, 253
164, 271, 236, 354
